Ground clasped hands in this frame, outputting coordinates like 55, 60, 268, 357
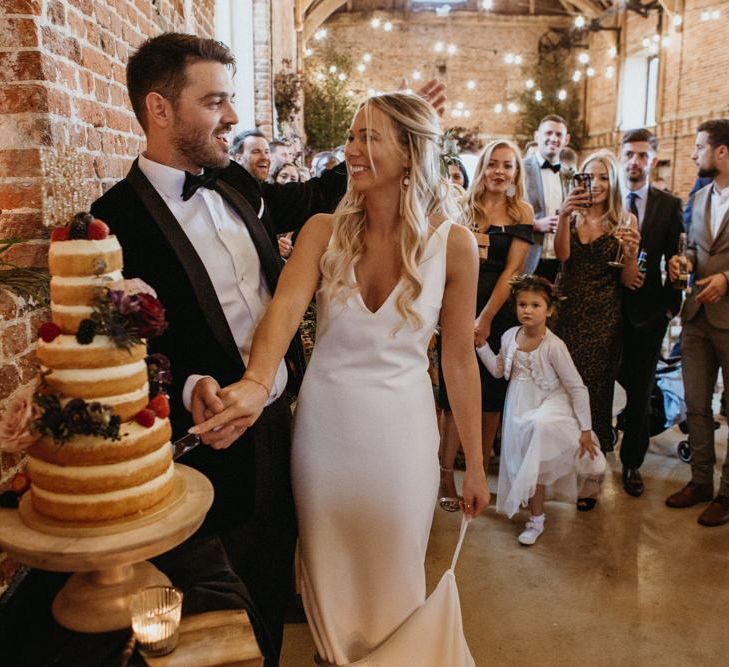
189, 376, 268, 449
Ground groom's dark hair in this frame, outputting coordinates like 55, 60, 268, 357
127, 32, 235, 131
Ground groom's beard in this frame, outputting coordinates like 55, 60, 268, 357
171, 120, 232, 170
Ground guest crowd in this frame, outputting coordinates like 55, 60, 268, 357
228, 112, 729, 544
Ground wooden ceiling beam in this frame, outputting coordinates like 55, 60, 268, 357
302, 0, 349, 43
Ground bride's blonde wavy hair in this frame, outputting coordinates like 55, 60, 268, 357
320, 92, 459, 329
466, 139, 532, 230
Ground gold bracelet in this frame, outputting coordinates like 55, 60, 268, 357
242, 375, 271, 397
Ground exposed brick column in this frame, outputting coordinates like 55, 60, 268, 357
252, 0, 273, 136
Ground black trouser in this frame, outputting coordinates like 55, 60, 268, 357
618, 317, 669, 469
180, 395, 297, 666
535, 258, 560, 284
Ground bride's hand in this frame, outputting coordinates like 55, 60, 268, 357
189, 378, 269, 440
461, 467, 490, 518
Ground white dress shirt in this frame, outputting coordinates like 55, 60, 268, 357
137, 154, 287, 409
538, 152, 563, 259
624, 182, 649, 229
710, 182, 729, 240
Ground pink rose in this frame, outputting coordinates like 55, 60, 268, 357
0, 384, 40, 453
121, 279, 157, 299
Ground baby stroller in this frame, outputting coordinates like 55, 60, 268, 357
615, 356, 692, 462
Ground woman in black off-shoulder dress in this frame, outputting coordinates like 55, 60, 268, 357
438, 140, 533, 509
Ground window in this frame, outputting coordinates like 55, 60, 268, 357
618, 56, 659, 130
215, 0, 255, 128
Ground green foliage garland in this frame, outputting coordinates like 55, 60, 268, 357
303, 46, 356, 152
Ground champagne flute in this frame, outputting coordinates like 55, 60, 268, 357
608, 217, 632, 268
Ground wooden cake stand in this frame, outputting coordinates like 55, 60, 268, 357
0, 464, 213, 633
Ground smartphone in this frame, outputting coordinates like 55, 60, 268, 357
571, 172, 593, 208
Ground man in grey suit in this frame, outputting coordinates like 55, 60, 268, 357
523, 114, 570, 280
666, 119, 729, 527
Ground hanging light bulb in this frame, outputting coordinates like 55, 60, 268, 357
504, 53, 515, 64
535, 90, 543, 102
467, 80, 476, 90
578, 52, 590, 64
329, 65, 337, 73
413, 70, 422, 81
434, 42, 444, 53
608, 46, 617, 58
525, 79, 535, 89
586, 67, 595, 77
574, 16, 586, 29
447, 44, 458, 55
383, 21, 393, 31
357, 63, 366, 73
672, 14, 683, 27
605, 65, 615, 79
314, 28, 327, 41
494, 103, 503, 113
363, 53, 372, 63
557, 89, 567, 101
572, 70, 582, 82
371, 17, 381, 28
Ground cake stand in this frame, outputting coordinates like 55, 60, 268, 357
0, 463, 213, 633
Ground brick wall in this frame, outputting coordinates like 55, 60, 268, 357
319, 10, 570, 145
583, 1, 729, 198
0, 0, 215, 597
252, 0, 273, 136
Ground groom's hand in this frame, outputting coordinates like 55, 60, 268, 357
191, 377, 239, 450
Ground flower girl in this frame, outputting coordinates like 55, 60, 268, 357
477, 275, 606, 545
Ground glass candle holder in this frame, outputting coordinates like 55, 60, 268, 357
130, 586, 183, 657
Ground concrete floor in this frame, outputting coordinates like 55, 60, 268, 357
281, 422, 729, 666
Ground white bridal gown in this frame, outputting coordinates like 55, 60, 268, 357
292, 220, 455, 665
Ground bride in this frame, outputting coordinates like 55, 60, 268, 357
192, 92, 489, 665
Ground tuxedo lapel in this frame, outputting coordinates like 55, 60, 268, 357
125, 160, 241, 366
641, 187, 660, 240
214, 179, 284, 294
525, 155, 546, 213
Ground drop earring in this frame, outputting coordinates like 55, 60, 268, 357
400, 168, 411, 217
506, 183, 516, 198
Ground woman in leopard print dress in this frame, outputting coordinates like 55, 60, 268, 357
554, 151, 641, 451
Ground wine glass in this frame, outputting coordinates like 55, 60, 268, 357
608, 217, 632, 268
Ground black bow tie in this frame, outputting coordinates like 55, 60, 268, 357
541, 161, 561, 174
181, 169, 221, 201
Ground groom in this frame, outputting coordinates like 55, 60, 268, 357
90, 33, 347, 662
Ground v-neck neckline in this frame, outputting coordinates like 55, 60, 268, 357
353, 222, 444, 315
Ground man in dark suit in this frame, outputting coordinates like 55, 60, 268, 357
90, 33, 346, 663
523, 114, 570, 280
617, 128, 683, 496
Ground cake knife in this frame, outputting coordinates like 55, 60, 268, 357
171, 433, 200, 460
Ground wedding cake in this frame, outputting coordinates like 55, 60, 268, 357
25, 213, 175, 523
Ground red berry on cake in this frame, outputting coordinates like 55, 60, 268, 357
38, 321, 62, 343
50, 226, 70, 242
87, 219, 110, 240
148, 394, 170, 419
10, 472, 31, 495
135, 408, 156, 428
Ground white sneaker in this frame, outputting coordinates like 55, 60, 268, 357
518, 515, 545, 546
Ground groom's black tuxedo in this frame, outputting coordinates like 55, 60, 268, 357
90, 158, 347, 661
